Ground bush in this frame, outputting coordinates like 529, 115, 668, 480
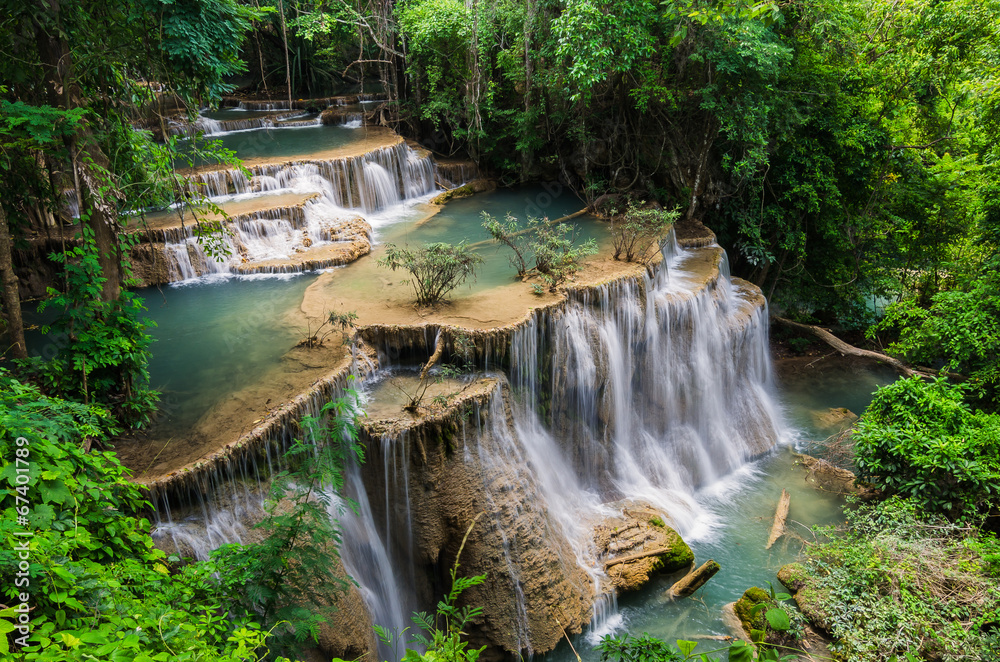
213, 391, 365, 654
481, 213, 597, 292
0, 370, 286, 660
853, 376, 1000, 519
799, 498, 1000, 662
870, 264, 1000, 405
378, 242, 484, 305
18, 226, 158, 427
610, 201, 679, 263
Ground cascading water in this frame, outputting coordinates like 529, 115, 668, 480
352, 238, 786, 656
166, 142, 436, 280
145, 232, 786, 658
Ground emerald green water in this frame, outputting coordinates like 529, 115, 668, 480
183, 123, 367, 165
358, 184, 606, 294
544, 362, 897, 660
117, 186, 597, 432
141, 275, 317, 434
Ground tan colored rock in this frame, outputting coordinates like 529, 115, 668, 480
316, 563, 378, 661
594, 503, 694, 594
358, 381, 593, 658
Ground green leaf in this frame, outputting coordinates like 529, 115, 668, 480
728, 640, 754, 662
765, 607, 791, 631
677, 639, 698, 656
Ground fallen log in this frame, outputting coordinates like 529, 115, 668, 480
772, 316, 925, 378
604, 545, 676, 570
766, 489, 791, 549
668, 559, 721, 599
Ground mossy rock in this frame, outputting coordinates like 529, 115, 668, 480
650, 531, 695, 573
777, 562, 809, 592
734, 586, 772, 634
777, 563, 831, 633
431, 184, 474, 205
791, 585, 831, 633
430, 179, 497, 205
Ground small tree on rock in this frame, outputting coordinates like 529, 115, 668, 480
610, 201, 679, 263
378, 242, 484, 306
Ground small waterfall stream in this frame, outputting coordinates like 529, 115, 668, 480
163, 141, 438, 280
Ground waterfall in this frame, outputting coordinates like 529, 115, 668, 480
183, 142, 435, 211
346, 242, 784, 656
167, 142, 436, 281
145, 239, 785, 657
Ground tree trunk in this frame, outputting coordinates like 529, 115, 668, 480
765, 489, 790, 549
35, 0, 122, 302
521, 0, 535, 181
0, 207, 27, 360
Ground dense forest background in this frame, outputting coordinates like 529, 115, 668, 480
2, 0, 1000, 660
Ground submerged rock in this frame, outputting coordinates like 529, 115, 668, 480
791, 451, 875, 497
810, 406, 858, 433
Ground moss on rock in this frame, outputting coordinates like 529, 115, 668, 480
650, 531, 695, 573
777, 562, 809, 592
734, 586, 772, 634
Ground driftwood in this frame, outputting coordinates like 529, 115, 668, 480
604, 546, 676, 570
419, 335, 445, 381
772, 316, 926, 378
668, 559, 721, 599
766, 489, 791, 549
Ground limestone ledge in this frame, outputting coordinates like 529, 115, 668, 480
137, 342, 379, 501
136, 238, 743, 507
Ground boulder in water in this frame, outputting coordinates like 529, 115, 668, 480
595, 503, 694, 593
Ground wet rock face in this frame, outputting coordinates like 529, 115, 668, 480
594, 504, 694, 593
316, 568, 378, 661
359, 384, 594, 658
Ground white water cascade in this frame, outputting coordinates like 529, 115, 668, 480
164, 142, 437, 280
147, 238, 786, 658
354, 239, 786, 655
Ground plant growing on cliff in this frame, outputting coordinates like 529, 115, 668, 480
298, 309, 359, 348
610, 202, 679, 263
375, 516, 487, 662
378, 242, 484, 306
212, 386, 365, 654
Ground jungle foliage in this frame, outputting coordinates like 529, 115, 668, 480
794, 499, 1000, 662
254, 0, 999, 326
